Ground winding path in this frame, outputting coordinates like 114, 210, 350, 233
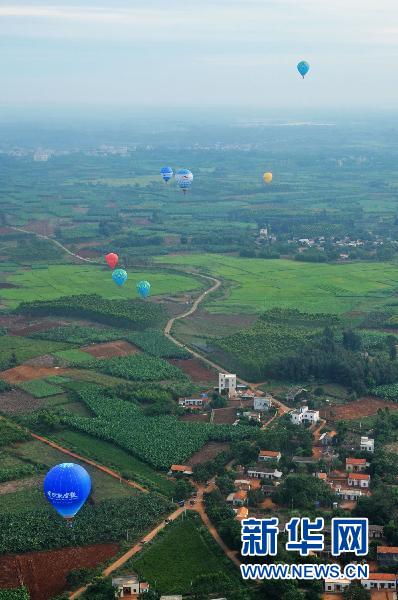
9, 226, 290, 592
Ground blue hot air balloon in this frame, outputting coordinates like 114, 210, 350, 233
112, 268, 128, 287
160, 166, 173, 183
44, 463, 91, 519
137, 280, 151, 299
175, 169, 193, 194
297, 61, 310, 79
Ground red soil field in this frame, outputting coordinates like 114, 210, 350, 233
320, 396, 398, 421
187, 441, 230, 466
81, 340, 140, 358
168, 358, 217, 383
0, 543, 119, 600
212, 406, 237, 424
0, 365, 67, 384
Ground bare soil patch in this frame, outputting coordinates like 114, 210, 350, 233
180, 413, 210, 423
0, 389, 56, 415
9, 318, 69, 336
320, 396, 398, 421
81, 340, 140, 358
212, 406, 237, 425
23, 355, 57, 367
0, 365, 67, 384
168, 358, 217, 383
187, 441, 230, 466
0, 543, 120, 600
0, 476, 40, 496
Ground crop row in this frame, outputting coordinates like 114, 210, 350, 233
125, 329, 190, 359
371, 383, 398, 402
0, 494, 171, 554
79, 353, 187, 381
0, 419, 30, 448
30, 325, 123, 345
18, 379, 64, 398
63, 386, 257, 469
16, 294, 166, 329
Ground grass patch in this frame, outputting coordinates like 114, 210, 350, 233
18, 379, 64, 398
0, 336, 71, 364
53, 349, 94, 365
2, 264, 200, 309
156, 254, 398, 315
51, 430, 175, 497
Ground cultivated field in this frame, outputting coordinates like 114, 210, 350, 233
81, 340, 140, 358
1, 264, 200, 309
320, 397, 398, 421
156, 254, 398, 315
168, 358, 217, 383
0, 365, 67, 384
0, 543, 119, 600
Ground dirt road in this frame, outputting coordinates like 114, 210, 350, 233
31, 433, 148, 494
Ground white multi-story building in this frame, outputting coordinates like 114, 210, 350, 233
219, 373, 237, 396
290, 405, 319, 425
360, 436, 374, 453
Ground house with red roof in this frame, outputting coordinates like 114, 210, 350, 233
348, 473, 370, 488
346, 457, 368, 473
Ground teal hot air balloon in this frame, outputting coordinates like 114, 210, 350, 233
297, 61, 310, 78
112, 269, 128, 287
137, 280, 150, 299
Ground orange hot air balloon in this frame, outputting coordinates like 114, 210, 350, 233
263, 172, 273, 184
105, 253, 119, 270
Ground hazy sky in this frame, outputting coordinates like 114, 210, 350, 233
1, 0, 398, 110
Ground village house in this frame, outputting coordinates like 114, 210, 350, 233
258, 450, 281, 463
346, 457, 368, 472
377, 546, 398, 567
242, 410, 261, 422
227, 490, 248, 506
218, 372, 237, 396
235, 506, 249, 521
334, 485, 364, 501
240, 390, 255, 401
348, 473, 370, 488
369, 525, 384, 540
324, 578, 350, 593
361, 573, 397, 592
112, 575, 149, 597
253, 395, 273, 412
290, 405, 320, 425
178, 396, 208, 408
234, 478, 261, 491
247, 464, 282, 481
360, 435, 375, 453
286, 387, 308, 402
168, 464, 193, 477
318, 431, 337, 446
315, 472, 328, 481
292, 456, 319, 466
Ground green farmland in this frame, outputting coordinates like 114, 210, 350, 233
1, 264, 200, 309
156, 254, 398, 315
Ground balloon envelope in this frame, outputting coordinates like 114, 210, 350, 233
137, 280, 151, 298
175, 169, 193, 191
105, 253, 119, 270
160, 166, 173, 183
263, 172, 273, 184
297, 61, 310, 78
112, 269, 128, 286
44, 463, 91, 519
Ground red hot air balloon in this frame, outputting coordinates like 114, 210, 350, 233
105, 253, 118, 269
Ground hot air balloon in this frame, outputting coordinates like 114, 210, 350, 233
44, 463, 91, 520
175, 169, 193, 194
105, 253, 119, 270
263, 172, 273, 184
137, 280, 151, 299
297, 61, 310, 79
112, 269, 128, 287
160, 166, 173, 183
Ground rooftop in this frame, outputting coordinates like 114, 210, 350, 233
346, 458, 366, 465
348, 473, 370, 480
170, 464, 192, 472
366, 573, 397, 580
377, 546, 398, 554
259, 450, 280, 457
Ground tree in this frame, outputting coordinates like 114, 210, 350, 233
342, 330, 362, 352
81, 577, 115, 599
9, 352, 17, 367
343, 582, 370, 600
282, 589, 306, 600
139, 590, 159, 600
175, 479, 193, 500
